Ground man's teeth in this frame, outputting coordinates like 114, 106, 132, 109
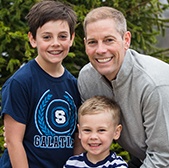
97, 58, 111, 63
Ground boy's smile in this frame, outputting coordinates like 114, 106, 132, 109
29, 20, 74, 77
78, 111, 121, 163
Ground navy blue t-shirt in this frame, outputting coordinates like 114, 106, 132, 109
0, 59, 81, 168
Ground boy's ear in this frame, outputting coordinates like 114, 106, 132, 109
70, 32, 75, 47
77, 124, 81, 139
28, 32, 37, 48
113, 124, 122, 140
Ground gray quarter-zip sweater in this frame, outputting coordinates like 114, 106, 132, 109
78, 49, 169, 168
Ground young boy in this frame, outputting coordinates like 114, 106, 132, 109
64, 96, 128, 167
0, 1, 82, 168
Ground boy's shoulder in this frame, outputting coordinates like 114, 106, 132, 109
64, 153, 84, 167
3, 60, 35, 87
64, 152, 128, 167
11, 59, 35, 78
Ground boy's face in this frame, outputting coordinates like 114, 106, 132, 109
29, 20, 74, 67
78, 111, 122, 162
84, 18, 131, 81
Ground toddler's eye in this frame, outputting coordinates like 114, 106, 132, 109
83, 129, 91, 132
99, 129, 106, 132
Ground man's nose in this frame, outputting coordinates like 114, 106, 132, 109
96, 42, 107, 55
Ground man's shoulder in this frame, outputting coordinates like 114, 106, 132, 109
79, 62, 93, 73
79, 62, 100, 78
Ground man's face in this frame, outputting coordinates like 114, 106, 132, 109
84, 18, 131, 80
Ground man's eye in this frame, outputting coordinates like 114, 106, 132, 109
105, 38, 114, 43
87, 41, 96, 45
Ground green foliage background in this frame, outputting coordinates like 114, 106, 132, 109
0, 0, 169, 160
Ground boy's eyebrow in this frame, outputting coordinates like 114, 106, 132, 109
42, 31, 69, 34
80, 125, 91, 128
59, 31, 69, 34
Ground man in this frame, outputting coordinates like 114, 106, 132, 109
78, 6, 169, 168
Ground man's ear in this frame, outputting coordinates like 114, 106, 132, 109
28, 32, 37, 48
124, 31, 131, 50
84, 37, 88, 54
113, 124, 122, 140
84, 37, 86, 46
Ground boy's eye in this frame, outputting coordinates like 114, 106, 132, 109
43, 35, 51, 40
59, 34, 68, 40
83, 129, 91, 132
98, 129, 106, 132
60, 35, 66, 38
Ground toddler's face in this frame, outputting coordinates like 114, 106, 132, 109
78, 111, 122, 162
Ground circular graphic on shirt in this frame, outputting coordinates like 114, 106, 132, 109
34, 90, 77, 136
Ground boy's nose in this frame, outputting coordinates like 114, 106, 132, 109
52, 38, 60, 46
90, 132, 98, 139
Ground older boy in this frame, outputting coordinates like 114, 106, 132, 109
0, 1, 82, 167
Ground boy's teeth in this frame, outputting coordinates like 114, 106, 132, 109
50, 51, 59, 54
90, 143, 99, 147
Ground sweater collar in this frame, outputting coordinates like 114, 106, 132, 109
110, 49, 134, 87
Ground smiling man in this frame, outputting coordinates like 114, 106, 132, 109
78, 6, 169, 168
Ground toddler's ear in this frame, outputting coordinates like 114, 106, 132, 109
113, 124, 122, 140
77, 124, 81, 139
28, 32, 37, 48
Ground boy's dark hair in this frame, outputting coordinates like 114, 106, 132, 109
25, 0, 77, 39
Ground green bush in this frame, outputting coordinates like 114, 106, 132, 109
0, 123, 5, 157
111, 141, 130, 162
